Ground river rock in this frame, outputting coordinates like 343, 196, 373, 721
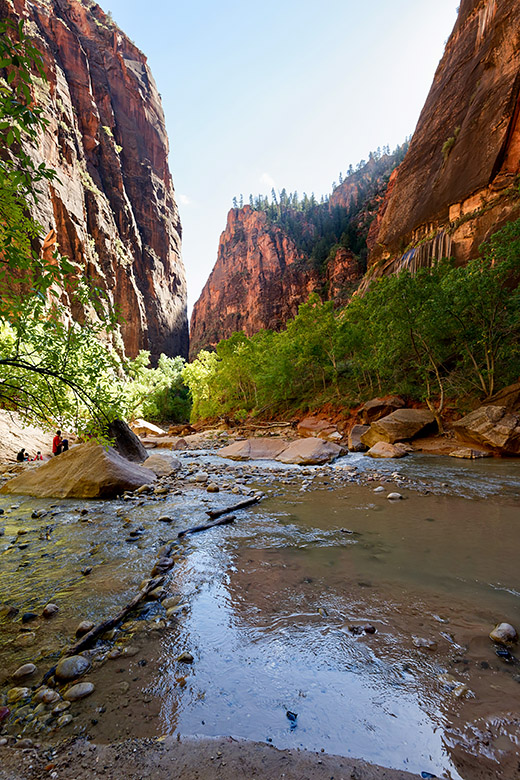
449, 447, 491, 459
104, 419, 147, 463
177, 652, 194, 663
361, 409, 437, 447
0, 441, 156, 499
57, 713, 73, 727
276, 438, 342, 465
207, 483, 219, 493
297, 417, 338, 440
42, 689, 60, 704
365, 442, 408, 459
490, 622, 518, 645
52, 701, 71, 714
64, 682, 95, 701
13, 632, 36, 647
359, 396, 406, 424
7, 687, 30, 703
144, 436, 188, 451
194, 471, 209, 483
12, 663, 37, 680
452, 405, 520, 455
218, 438, 288, 461
142, 453, 181, 477
129, 419, 166, 437
75, 621, 95, 637
55, 655, 90, 681
387, 492, 403, 500
151, 557, 175, 575
348, 425, 369, 452
42, 603, 59, 618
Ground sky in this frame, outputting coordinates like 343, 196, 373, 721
104, 0, 460, 316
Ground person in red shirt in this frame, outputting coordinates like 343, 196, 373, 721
52, 430, 69, 456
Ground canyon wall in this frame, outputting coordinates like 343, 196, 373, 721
190, 154, 400, 356
366, 0, 520, 281
8, 0, 188, 361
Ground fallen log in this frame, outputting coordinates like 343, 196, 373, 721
177, 514, 236, 538
206, 495, 261, 519
41, 576, 164, 683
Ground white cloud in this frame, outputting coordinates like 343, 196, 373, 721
178, 193, 193, 206
260, 172, 276, 190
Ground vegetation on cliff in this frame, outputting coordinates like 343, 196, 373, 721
184, 218, 520, 423
233, 144, 408, 273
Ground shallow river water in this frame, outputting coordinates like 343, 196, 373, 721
1, 451, 520, 780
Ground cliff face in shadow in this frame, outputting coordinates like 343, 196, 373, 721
10, 0, 188, 361
366, 0, 520, 283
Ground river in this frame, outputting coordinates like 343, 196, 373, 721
1, 450, 519, 780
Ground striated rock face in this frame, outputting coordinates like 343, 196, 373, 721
10, 0, 188, 361
190, 153, 402, 356
366, 0, 520, 282
190, 206, 360, 355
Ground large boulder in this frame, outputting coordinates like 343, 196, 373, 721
449, 447, 492, 459
361, 409, 437, 447
348, 424, 369, 452
297, 417, 339, 440
142, 436, 188, 451
129, 419, 166, 437
276, 438, 342, 465
218, 439, 288, 461
0, 442, 155, 498
487, 383, 520, 412
105, 419, 147, 463
359, 396, 405, 424
365, 441, 409, 459
142, 453, 181, 476
452, 405, 520, 455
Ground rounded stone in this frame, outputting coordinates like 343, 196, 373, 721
206, 484, 219, 493
57, 713, 73, 727
387, 492, 403, 500
75, 620, 95, 638
490, 622, 518, 645
12, 663, 37, 680
42, 603, 59, 618
42, 689, 60, 704
13, 632, 36, 648
55, 655, 90, 682
52, 701, 71, 714
63, 682, 95, 701
7, 687, 30, 703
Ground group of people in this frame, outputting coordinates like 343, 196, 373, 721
16, 430, 69, 463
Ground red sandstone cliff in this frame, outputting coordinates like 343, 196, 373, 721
190, 153, 401, 357
8, 0, 188, 360
366, 0, 520, 282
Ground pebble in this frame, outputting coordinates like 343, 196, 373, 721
15, 738, 34, 749
489, 622, 518, 645
81, 567, 92, 576
63, 682, 95, 701
75, 620, 95, 638
21, 612, 38, 624
207, 484, 219, 493
0, 707, 10, 723
42, 689, 60, 704
0, 737, 7, 746
7, 687, 30, 703
12, 663, 37, 680
387, 492, 403, 500
373, 486, 385, 493
158, 516, 173, 523
52, 701, 71, 714
42, 603, 59, 618
55, 655, 90, 681
161, 596, 180, 610
154, 486, 169, 495
194, 472, 209, 483
13, 632, 36, 647
413, 637, 437, 650
57, 713, 73, 727
177, 652, 194, 663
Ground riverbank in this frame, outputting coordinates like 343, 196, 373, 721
1, 444, 519, 779
0, 735, 422, 780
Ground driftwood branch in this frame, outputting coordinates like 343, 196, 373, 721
41, 576, 164, 684
206, 495, 261, 520
178, 514, 236, 538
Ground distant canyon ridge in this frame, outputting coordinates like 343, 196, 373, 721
191, 0, 520, 356
8, 0, 188, 362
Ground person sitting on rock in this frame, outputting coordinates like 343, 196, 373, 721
16, 448, 26, 462
32, 451, 43, 461
52, 430, 69, 456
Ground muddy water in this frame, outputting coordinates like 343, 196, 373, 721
1, 455, 520, 780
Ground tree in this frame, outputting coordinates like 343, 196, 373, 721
0, 20, 124, 434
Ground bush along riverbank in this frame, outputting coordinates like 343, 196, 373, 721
183, 219, 520, 432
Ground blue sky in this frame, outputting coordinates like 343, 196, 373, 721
104, 0, 460, 314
